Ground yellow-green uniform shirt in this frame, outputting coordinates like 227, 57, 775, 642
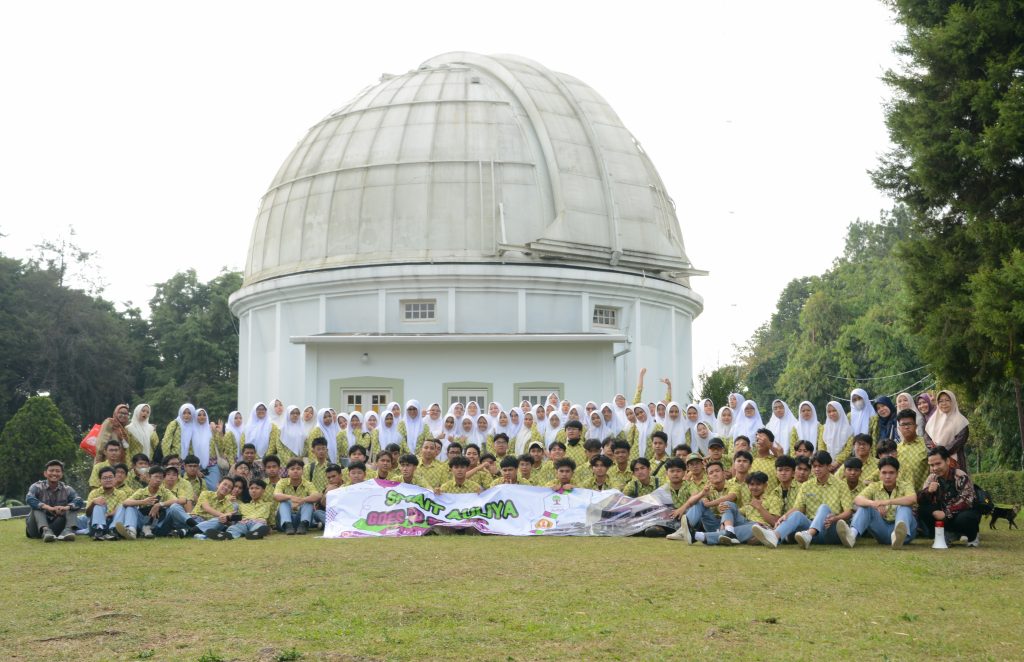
544, 480, 575, 490
573, 463, 594, 485
769, 483, 801, 514
793, 475, 853, 516
274, 479, 320, 512
255, 492, 277, 527
739, 492, 782, 526
305, 458, 332, 493
607, 465, 633, 490
166, 480, 195, 506
749, 456, 778, 488
439, 480, 481, 494
725, 478, 752, 509
842, 479, 869, 497
469, 468, 498, 489
192, 491, 236, 520
704, 483, 737, 505
124, 473, 147, 493
396, 473, 433, 489
490, 476, 523, 488
182, 474, 205, 501
86, 487, 127, 514
621, 477, 662, 498
897, 438, 930, 491
686, 476, 709, 493
578, 475, 617, 491
532, 462, 556, 486
415, 461, 451, 489
127, 486, 177, 504
562, 441, 588, 468
858, 481, 916, 522
267, 436, 310, 465
88, 461, 115, 488
665, 482, 695, 508
857, 456, 880, 483
649, 456, 671, 479
238, 498, 274, 523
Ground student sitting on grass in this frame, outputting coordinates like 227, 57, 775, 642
239, 444, 264, 480
369, 451, 395, 482
262, 455, 282, 495
187, 476, 238, 539
704, 471, 780, 546
771, 455, 800, 513
607, 440, 633, 489
848, 457, 917, 549
438, 456, 482, 494
621, 457, 661, 497
226, 479, 273, 540
840, 457, 869, 496
535, 441, 566, 485
516, 454, 537, 486
117, 466, 190, 540
85, 466, 126, 541
396, 453, 432, 489
726, 451, 753, 507
162, 465, 195, 514
684, 454, 707, 490
578, 454, 614, 491
312, 463, 344, 529
671, 461, 738, 545
847, 434, 878, 483
752, 451, 854, 550
658, 458, 695, 539
125, 453, 151, 491
306, 438, 331, 492
492, 456, 521, 486
26, 460, 84, 542
89, 440, 126, 488
274, 458, 321, 535
794, 456, 812, 484
650, 432, 671, 478
545, 458, 577, 491
181, 455, 206, 501
416, 439, 451, 489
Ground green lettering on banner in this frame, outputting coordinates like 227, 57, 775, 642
384, 489, 445, 515
444, 499, 520, 521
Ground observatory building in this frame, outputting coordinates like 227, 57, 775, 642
230, 52, 703, 412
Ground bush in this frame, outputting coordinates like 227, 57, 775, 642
973, 471, 1024, 505
0, 396, 77, 499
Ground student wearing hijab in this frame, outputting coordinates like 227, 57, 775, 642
848, 388, 879, 438
728, 392, 746, 420
241, 402, 280, 459
399, 400, 426, 455
662, 402, 687, 450
627, 405, 662, 460
544, 411, 564, 448
301, 406, 317, 435
915, 393, 936, 422
533, 404, 549, 436
307, 408, 342, 462
682, 404, 702, 448
600, 403, 625, 441
485, 401, 503, 428
716, 406, 736, 447
874, 396, 898, 442
822, 401, 854, 471
924, 389, 970, 471
699, 398, 717, 433
126, 403, 159, 461
371, 410, 402, 458
186, 408, 219, 490
95, 404, 132, 464
791, 401, 823, 455
690, 421, 713, 457
160, 404, 195, 463
612, 393, 630, 427
469, 415, 492, 451
269, 405, 310, 465
506, 408, 523, 439
766, 400, 799, 455
895, 392, 926, 439
348, 412, 372, 450
222, 410, 245, 462
586, 410, 609, 443
268, 399, 286, 429
424, 403, 445, 440
514, 412, 543, 456
732, 401, 763, 446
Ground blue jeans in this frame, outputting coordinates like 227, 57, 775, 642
704, 503, 758, 544
312, 510, 326, 527
277, 502, 314, 530
124, 503, 189, 535
89, 504, 113, 530
204, 465, 221, 492
851, 505, 916, 545
686, 501, 724, 532
196, 518, 227, 534
227, 520, 266, 539
775, 504, 843, 545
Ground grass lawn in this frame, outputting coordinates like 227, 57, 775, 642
1, 518, 1021, 661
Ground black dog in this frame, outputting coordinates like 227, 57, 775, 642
989, 504, 1020, 530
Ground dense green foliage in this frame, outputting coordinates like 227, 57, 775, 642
973, 470, 1024, 506
696, 365, 743, 412
873, 0, 1024, 463
0, 396, 76, 498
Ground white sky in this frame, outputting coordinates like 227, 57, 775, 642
0, 1, 902, 385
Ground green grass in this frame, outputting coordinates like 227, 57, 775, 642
2, 518, 1022, 661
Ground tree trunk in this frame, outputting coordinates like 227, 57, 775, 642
1014, 376, 1024, 470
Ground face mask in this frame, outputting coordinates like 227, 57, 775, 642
853, 401, 865, 411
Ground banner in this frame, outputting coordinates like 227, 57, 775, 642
323, 479, 677, 537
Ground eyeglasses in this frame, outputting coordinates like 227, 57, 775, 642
898, 421, 916, 427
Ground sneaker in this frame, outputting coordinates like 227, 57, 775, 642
92, 531, 105, 541
892, 520, 908, 549
142, 525, 154, 539
42, 529, 56, 543
751, 524, 779, 549
795, 530, 812, 550
102, 533, 117, 541
285, 523, 296, 536
211, 531, 230, 541
255, 525, 270, 537
666, 524, 693, 544
169, 528, 186, 538
245, 529, 264, 540
717, 531, 740, 545
959, 535, 969, 544
185, 517, 199, 528
837, 520, 855, 548
115, 521, 129, 539
61, 530, 76, 542
966, 536, 980, 548
125, 526, 137, 540
296, 522, 309, 535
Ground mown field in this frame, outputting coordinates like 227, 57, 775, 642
0, 518, 1020, 661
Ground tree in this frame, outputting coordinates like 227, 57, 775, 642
873, 1, 1024, 463
968, 249, 1024, 465
0, 396, 77, 499
696, 365, 743, 412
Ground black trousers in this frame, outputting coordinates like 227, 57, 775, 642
25, 510, 76, 538
918, 508, 981, 541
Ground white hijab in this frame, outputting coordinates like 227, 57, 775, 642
301, 405, 317, 434
849, 388, 877, 436
190, 408, 213, 467
485, 402, 504, 429
794, 401, 820, 450
281, 405, 307, 456
515, 414, 537, 455
377, 411, 401, 451
175, 403, 196, 458
544, 411, 564, 445
268, 398, 286, 429
732, 400, 763, 444
468, 415, 490, 447
698, 398, 717, 433
224, 410, 245, 460
425, 403, 445, 437
506, 409, 523, 438
127, 403, 155, 457
533, 405, 548, 434
662, 402, 687, 447
315, 408, 341, 463
403, 400, 425, 453
466, 401, 482, 420
347, 412, 365, 447
896, 392, 926, 439
823, 400, 854, 457
632, 406, 655, 457
729, 392, 746, 420
716, 406, 736, 439
766, 399, 799, 455
612, 394, 629, 427
601, 403, 623, 436
691, 421, 713, 456
924, 390, 969, 450
681, 403, 702, 447
244, 402, 273, 456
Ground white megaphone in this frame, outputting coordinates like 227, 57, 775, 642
932, 520, 948, 549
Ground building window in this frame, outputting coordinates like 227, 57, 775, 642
342, 390, 392, 413
403, 299, 436, 321
518, 389, 557, 407
448, 390, 487, 408
592, 305, 619, 328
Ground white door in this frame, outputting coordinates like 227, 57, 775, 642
447, 390, 487, 408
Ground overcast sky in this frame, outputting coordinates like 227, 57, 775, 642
0, 1, 903, 385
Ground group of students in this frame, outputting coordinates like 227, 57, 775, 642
24, 373, 980, 547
